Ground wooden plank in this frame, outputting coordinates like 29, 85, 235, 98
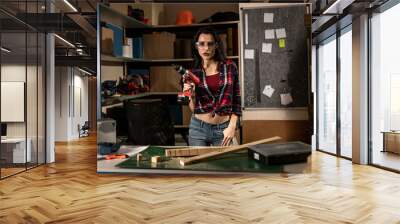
165, 147, 229, 157
179, 137, 282, 166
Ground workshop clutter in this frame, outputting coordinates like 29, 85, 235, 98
101, 70, 150, 97
101, 80, 117, 98
176, 10, 195, 25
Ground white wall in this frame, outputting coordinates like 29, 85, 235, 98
55, 67, 89, 141
1, 65, 33, 137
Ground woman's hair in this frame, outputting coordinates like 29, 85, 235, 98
192, 27, 226, 68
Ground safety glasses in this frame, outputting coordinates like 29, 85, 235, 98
195, 41, 217, 48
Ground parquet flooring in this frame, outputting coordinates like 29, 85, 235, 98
1, 135, 400, 223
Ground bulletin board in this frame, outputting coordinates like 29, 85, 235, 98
240, 5, 311, 108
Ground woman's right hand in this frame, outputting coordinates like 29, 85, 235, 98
183, 83, 194, 93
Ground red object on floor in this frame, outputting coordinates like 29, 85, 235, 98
105, 154, 128, 160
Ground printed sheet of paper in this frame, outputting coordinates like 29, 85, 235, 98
244, 49, 255, 59
275, 28, 287, 39
262, 43, 272, 53
280, 93, 293, 105
263, 85, 275, 98
264, 13, 274, 23
265, 29, 275, 39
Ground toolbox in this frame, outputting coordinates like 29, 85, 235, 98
248, 142, 311, 165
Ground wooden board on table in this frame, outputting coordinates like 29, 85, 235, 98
165, 146, 229, 157
179, 136, 282, 166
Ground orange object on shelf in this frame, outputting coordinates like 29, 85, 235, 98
105, 154, 128, 160
176, 10, 195, 25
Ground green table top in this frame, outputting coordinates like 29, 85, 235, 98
116, 146, 287, 173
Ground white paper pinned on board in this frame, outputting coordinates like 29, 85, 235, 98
244, 49, 254, 59
262, 43, 272, 53
264, 13, 274, 23
280, 93, 293, 105
263, 85, 275, 98
275, 28, 287, 39
265, 29, 275, 39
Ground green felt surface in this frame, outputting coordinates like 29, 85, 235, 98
116, 146, 284, 173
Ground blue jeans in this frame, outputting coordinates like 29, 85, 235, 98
188, 116, 230, 146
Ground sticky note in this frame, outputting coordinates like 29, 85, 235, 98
244, 49, 254, 59
264, 13, 274, 23
262, 43, 272, 53
275, 28, 286, 39
280, 93, 293, 105
279, 39, 286, 48
265, 29, 275, 39
263, 85, 275, 98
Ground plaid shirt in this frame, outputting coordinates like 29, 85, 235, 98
191, 59, 242, 116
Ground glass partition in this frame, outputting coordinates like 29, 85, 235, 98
339, 27, 352, 158
317, 35, 337, 155
0, 1, 46, 179
370, 3, 400, 171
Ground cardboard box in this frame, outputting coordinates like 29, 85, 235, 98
101, 27, 114, 55
143, 32, 176, 59
150, 66, 180, 92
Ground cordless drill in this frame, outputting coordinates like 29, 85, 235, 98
174, 65, 201, 104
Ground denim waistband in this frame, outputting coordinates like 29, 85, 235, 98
191, 116, 229, 129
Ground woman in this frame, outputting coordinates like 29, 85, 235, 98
184, 27, 242, 146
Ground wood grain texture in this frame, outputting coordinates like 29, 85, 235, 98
1, 135, 400, 223
242, 120, 311, 144
180, 137, 282, 166
165, 146, 228, 157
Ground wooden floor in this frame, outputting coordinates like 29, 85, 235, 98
1, 135, 400, 224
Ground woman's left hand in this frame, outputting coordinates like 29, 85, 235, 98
222, 126, 236, 146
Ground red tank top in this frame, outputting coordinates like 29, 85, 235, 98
206, 73, 220, 95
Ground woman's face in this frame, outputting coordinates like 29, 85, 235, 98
196, 33, 216, 61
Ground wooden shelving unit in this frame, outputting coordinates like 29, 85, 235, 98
99, 3, 240, 108
101, 54, 239, 63
102, 92, 179, 107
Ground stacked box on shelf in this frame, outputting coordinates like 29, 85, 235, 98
149, 66, 180, 92
105, 23, 124, 57
143, 32, 176, 59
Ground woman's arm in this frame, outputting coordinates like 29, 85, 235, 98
231, 62, 242, 116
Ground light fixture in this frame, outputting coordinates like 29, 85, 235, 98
54, 34, 75, 48
322, 0, 355, 15
63, 0, 78, 12
77, 67, 93, 76
1, 47, 11, 53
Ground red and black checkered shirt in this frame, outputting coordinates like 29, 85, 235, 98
191, 59, 242, 116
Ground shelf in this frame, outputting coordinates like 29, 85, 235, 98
102, 92, 179, 107
151, 21, 240, 30
101, 54, 239, 63
99, 4, 238, 30
99, 4, 151, 29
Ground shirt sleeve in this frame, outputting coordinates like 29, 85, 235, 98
230, 61, 242, 116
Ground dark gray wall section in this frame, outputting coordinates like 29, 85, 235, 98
242, 5, 309, 108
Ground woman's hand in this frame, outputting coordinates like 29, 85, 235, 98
183, 83, 194, 93
222, 125, 235, 146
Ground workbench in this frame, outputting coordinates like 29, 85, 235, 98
97, 144, 310, 174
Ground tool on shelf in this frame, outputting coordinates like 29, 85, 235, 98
174, 64, 201, 105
